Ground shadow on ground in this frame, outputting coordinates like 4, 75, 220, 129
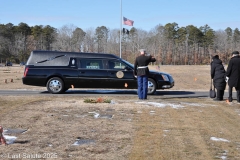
40, 89, 208, 98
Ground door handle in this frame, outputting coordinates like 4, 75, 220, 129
80, 71, 85, 74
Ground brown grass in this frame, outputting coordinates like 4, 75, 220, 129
1, 65, 240, 160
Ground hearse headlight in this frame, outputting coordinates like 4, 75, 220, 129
161, 74, 169, 81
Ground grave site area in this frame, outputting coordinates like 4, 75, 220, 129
1, 65, 240, 160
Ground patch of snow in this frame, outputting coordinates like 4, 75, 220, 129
3, 129, 7, 134
110, 100, 116, 104
94, 113, 99, 118
75, 114, 87, 118
216, 150, 228, 160
135, 101, 184, 109
135, 101, 218, 108
88, 112, 100, 118
3, 129, 27, 134
210, 137, 230, 142
181, 102, 203, 107
73, 139, 95, 146
181, 102, 217, 107
3, 135, 17, 144
220, 156, 227, 160
88, 112, 112, 119
150, 111, 155, 114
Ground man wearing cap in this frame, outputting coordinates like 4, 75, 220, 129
134, 49, 156, 100
226, 51, 240, 102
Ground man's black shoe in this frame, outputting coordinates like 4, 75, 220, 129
213, 98, 222, 101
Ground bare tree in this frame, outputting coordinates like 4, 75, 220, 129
83, 28, 96, 52
53, 24, 77, 51
108, 29, 120, 55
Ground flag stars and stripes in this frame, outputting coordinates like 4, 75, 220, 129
123, 17, 134, 26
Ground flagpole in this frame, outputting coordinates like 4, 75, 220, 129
120, 0, 122, 58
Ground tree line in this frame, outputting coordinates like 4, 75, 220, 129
0, 22, 239, 65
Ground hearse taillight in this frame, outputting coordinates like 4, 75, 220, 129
24, 67, 29, 77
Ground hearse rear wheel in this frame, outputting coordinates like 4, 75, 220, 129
47, 77, 64, 94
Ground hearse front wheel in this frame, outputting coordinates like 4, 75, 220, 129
148, 78, 156, 95
47, 77, 64, 94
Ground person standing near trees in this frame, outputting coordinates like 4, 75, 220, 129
134, 49, 156, 100
226, 51, 240, 102
211, 55, 226, 101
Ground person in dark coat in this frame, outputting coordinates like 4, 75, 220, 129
134, 49, 156, 100
226, 51, 240, 102
211, 55, 226, 101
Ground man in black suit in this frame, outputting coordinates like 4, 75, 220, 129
226, 51, 240, 102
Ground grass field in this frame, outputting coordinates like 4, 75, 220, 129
0, 65, 240, 160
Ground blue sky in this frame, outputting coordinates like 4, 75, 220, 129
1, 0, 240, 31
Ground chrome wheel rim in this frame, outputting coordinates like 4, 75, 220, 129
49, 79, 62, 93
148, 81, 154, 93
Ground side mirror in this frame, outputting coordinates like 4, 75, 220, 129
124, 66, 132, 71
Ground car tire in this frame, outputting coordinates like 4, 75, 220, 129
46, 77, 64, 94
148, 78, 156, 95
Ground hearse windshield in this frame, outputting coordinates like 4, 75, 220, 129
121, 59, 134, 68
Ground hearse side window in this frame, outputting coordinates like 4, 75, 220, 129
108, 60, 127, 70
36, 55, 66, 63
80, 59, 103, 69
34, 54, 69, 66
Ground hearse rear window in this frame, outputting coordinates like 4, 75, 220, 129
80, 59, 103, 69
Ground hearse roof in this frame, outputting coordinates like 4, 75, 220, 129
26, 50, 120, 66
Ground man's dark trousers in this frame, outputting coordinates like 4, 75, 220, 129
137, 75, 148, 99
228, 86, 240, 102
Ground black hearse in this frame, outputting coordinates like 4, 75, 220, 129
22, 50, 174, 94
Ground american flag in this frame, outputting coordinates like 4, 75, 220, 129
123, 17, 134, 26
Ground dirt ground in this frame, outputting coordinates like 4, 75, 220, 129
1, 65, 240, 160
